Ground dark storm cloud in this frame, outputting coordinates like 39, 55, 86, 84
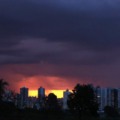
0, 0, 120, 66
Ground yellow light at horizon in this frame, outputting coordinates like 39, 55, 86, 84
29, 90, 38, 97
48, 90, 72, 98
29, 90, 68, 98
48, 90, 64, 98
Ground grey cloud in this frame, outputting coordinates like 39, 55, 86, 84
0, 0, 120, 66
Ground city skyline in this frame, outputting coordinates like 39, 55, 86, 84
4, 83, 120, 112
1, 0, 120, 93
2, 81, 120, 119
20, 86, 71, 98
17, 85, 120, 99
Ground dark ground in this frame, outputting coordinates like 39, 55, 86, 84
0, 102, 120, 120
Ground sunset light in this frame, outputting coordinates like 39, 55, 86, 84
47, 90, 65, 98
29, 90, 38, 97
29, 90, 70, 98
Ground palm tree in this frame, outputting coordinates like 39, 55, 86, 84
0, 79, 8, 101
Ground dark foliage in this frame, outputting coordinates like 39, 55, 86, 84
0, 101, 64, 120
104, 106, 119, 117
67, 84, 99, 118
0, 79, 8, 101
46, 93, 60, 111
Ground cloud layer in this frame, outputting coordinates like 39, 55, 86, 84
0, 0, 120, 91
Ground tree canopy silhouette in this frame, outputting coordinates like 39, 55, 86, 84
46, 93, 59, 111
0, 79, 8, 101
67, 84, 99, 118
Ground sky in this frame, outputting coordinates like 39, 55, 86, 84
0, 0, 120, 97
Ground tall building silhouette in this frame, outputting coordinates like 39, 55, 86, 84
96, 87, 110, 111
38, 87, 45, 99
63, 89, 71, 110
38, 87, 45, 109
111, 89, 118, 109
118, 88, 120, 109
96, 87, 120, 111
20, 87, 29, 108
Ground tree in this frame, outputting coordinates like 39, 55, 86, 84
0, 79, 8, 101
46, 93, 59, 110
67, 84, 99, 118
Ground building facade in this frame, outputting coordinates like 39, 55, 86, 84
96, 87, 120, 112
20, 87, 29, 108
38, 87, 45, 99
63, 89, 71, 110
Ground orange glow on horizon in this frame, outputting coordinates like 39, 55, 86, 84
29, 90, 72, 98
